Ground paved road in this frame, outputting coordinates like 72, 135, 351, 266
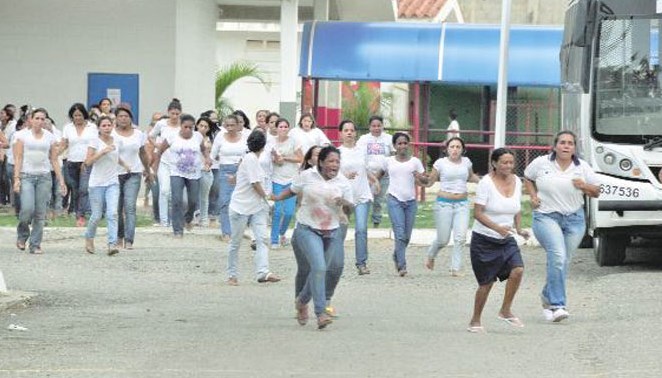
1, 226, 662, 377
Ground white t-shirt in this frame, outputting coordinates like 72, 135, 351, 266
113, 128, 146, 174
166, 132, 203, 180
62, 122, 98, 162
88, 136, 120, 187
524, 154, 600, 215
357, 132, 393, 175
472, 175, 522, 240
289, 127, 330, 156
338, 144, 373, 204
4, 120, 17, 165
149, 120, 180, 167
385, 156, 424, 202
447, 119, 460, 139
291, 167, 354, 231
434, 156, 472, 194
15, 129, 56, 175
44, 127, 63, 170
272, 137, 301, 185
229, 152, 267, 215
260, 137, 275, 195
210, 134, 247, 165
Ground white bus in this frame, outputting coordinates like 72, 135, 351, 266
561, 0, 662, 265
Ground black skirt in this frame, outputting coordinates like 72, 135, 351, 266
470, 231, 524, 285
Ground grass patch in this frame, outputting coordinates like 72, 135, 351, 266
0, 211, 154, 228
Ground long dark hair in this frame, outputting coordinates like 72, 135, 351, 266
550, 130, 580, 166
301, 145, 321, 171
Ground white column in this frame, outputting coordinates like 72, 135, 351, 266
494, 0, 512, 148
280, 0, 299, 122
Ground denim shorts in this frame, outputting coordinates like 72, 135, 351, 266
470, 232, 523, 285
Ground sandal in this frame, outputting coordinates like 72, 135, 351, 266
16, 241, 26, 251
31, 248, 43, 255
227, 277, 239, 286
295, 300, 308, 326
317, 313, 333, 330
425, 257, 435, 270
257, 272, 281, 283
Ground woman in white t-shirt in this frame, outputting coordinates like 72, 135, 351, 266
61, 103, 97, 226
384, 132, 428, 277
270, 118, 302, 248
288, 113, 330, 158
210, 114, 247, 240
357, 115, 393, 228
273, 145, 354, 329
424, 137, 479, 276
225, 130, 281, 285
524, 131, 600, 323
13, 108, 67, 254
84, 116, 128, 255
338, 120, 379, 276
468, 148, 529, 333
195, 117, 215, 227
153, 114, 210, 238
148, 98, 182, 227
113, 106, 150, 250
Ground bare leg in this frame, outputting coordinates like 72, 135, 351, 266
498, 267, 524, 319
469, 282, 494, 327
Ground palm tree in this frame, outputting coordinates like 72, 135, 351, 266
215, 62, 269, 117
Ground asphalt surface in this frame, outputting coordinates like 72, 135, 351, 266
1, 225, 662, 377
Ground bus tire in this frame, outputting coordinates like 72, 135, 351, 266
593, 232, 627, 266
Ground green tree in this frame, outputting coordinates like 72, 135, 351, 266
341, 82, 392, 133
215, 62, 269, 117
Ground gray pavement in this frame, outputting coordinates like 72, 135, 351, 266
1, 225, 662, 377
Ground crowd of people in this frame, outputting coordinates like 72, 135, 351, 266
0, 99, 600, 331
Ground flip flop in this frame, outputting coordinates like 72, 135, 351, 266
257, 272, 281, 283
467, 325, 485, 333
497, 316, 525, 328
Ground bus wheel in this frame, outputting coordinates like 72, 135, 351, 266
593, 232, 627, 266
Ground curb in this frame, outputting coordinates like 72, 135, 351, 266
0, 291, 37, 312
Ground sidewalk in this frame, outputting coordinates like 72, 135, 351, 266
0, 291, 36, 312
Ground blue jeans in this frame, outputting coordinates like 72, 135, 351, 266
295, 224, 343, 316
64, 161, 91, 218
346, 201, 370, 267
208, 168, 220, 220
85, 183, 120, 246
387, 195, 417, 271
198, 170, 214, 225
7, 163, 20, 216
218, 164, 238, 237
226, 207, 270, 280
371, 175, 389, 225
118, 173, 141, 244
170, 175, 200, 235
17, 173, 52, 252
49, 171, 63, 212
271, 182, 296, 244
532, 209, 586, 310
427, 199, 470, 271
157, 163, 172, 225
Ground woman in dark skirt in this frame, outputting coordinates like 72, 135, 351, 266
467, 148, 529, 333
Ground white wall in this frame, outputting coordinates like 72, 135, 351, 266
175, 0, 217, 117
216, 30, 303, 124
0, 0, 216, 127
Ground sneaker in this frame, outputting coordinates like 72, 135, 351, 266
270, 243, 280, 250
552, 308, 569, 322
542, 309, 554, 321
357, 265, 371, 275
